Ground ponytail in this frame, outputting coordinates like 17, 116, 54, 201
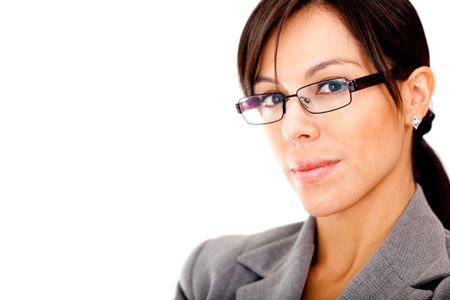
413, 110, 450, 229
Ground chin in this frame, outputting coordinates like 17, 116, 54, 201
297, 189, 352, 217
305, 206, 344, 218
302, 202, 342, 217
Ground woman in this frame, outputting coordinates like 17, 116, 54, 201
176, 0, 450, 299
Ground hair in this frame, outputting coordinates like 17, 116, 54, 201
238, 0, 450, 228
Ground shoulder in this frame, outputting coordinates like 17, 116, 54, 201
177, 222, 303, 300
432, 228, 450, 299
445, 228, 450, 255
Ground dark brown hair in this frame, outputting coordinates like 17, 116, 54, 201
238, 0, 450, 228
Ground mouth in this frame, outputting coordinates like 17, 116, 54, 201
289, 160, 340, 184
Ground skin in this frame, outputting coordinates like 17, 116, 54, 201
254, 5, 434, 299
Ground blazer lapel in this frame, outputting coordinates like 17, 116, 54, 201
339, 185, 450, 299
236, 216, 316, 300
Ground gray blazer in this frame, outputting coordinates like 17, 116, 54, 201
175, 186, 450, 299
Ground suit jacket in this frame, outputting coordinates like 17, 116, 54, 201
175, 186, 450, 299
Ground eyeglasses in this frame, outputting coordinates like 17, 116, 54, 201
235, 73, 384, 125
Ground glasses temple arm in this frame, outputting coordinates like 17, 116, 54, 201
235, 103, 243, 114
348, 73, 384, 93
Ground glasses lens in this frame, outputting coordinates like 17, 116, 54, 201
238, 93, 284, 124
297, 78, 351, 113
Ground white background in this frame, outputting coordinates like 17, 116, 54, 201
0, 1, 448, 299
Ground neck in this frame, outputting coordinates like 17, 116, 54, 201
312, 167, 416, 279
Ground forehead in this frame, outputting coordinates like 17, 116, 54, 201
258, 5, 370, 81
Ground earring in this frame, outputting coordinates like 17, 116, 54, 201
412, 115, 421, 130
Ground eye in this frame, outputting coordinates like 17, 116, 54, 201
241, 96, 262, 111
262, 93, 283, 107
316, 79, 348, 95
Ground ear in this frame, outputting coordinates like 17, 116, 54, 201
400, 66, 435, 128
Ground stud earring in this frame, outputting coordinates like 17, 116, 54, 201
412, 115, 421, 130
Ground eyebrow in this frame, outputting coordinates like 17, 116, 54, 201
305, 58, 360, 79
255, 75, 275, 84
254, 58, 361, 84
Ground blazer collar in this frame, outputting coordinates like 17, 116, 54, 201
236, 216, 316, 300
236, 185, 450, 300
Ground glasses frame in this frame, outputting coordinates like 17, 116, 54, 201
235, 72, 384, 125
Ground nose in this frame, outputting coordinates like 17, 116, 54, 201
281, 97, 320, 144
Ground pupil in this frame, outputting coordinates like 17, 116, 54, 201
330, 82, 341, 91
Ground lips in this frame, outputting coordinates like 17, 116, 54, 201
289, 160, 340, 183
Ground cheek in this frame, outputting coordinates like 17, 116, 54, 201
263, 123, 285, 161
335, 93, 403, 180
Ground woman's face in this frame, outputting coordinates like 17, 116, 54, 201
256, 6, 410, 217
